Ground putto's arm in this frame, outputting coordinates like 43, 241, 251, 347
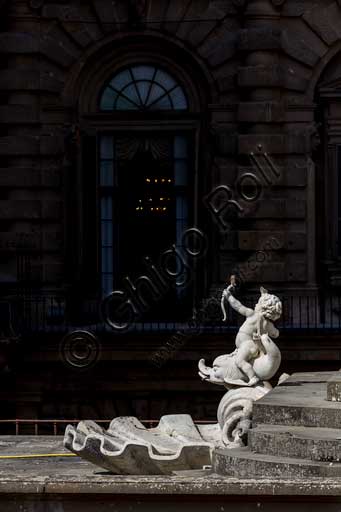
223, 286, 254, 317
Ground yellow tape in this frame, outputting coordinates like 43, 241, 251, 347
0, 453, 77, 459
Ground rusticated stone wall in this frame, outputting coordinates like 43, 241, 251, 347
1, 0, 340, 296
1, 0, 341, 418
0, 0, 330, 289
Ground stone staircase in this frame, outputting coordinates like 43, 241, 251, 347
213, 372, 341, 478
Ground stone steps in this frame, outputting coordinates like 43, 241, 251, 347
213, 372, 341, 478
248, 424, 341, 461
253, 372, 341, 429
212, 447, 341, 478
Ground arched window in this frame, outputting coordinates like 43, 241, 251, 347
94, 63, 195, 323
99, 65, 188, 111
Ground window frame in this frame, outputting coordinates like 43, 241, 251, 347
99, 64, 189, 112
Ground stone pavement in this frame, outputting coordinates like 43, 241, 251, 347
1, 373, 341, 509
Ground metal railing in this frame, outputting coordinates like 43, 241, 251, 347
3, 292, 341, 337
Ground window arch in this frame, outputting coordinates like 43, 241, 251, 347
99, 65, 188, 111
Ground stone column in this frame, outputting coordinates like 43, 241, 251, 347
236, 0, 316, 293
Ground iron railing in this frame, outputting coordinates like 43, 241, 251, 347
2, 293, 341, 337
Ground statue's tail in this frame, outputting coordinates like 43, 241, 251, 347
253, 334, 281, 381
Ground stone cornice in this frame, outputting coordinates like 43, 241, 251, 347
232, 0, 286, 9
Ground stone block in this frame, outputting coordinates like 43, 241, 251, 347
0, 168, 40, 187
198, 26, 237, 66
214, 131, 238, 156
248, 425, 341, 462
176, 1, 210, 41
212, 61, 238, 92
40, 136, 64, 156
0, 135, 62, 157
40, 35, 77, 68
238, 65, 308, 91
238, 231, 306, 251
43, 231, 63, 251
0, 200, 60, 220
253, 372, 341, 429
42, 201, 61, 219
0, 70, 63, 93
238, 27, 281, 51
44, 263, 64, 283
327, 374, 341, 402
281, 0, 317, 17
238, 101, 284, 123
146, 0, 167, 30
0, 32, 38, 53
224, 261, 307, 283
303, 2, 341, 46
249, 424, 341, 462
238, 134, 307, 154
237, 164, 307, 187
213, 447, 341, 478
164, 0, 190, 35
92, 0, 119, 32
238, 65, 281, 88
281, 30, 320, 67
0, 200, 40, 219
246, 199, 306, 218
0, 136, 39, 156
187, 4, 225, 47
0, 232, 41, 251
0, 105, 38, 124
0, 168, 60, 188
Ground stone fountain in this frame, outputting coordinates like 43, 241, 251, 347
64, 277, 289, 474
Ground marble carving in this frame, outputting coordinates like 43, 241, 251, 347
64, 277, 284, 472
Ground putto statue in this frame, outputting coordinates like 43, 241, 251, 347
199, 276, 282, 388
198, 276, 284, 447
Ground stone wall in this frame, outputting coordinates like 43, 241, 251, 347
1, 0, 337, 296
1, 0, 341, 418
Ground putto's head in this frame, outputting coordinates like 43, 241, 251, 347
255, 287, 282, 321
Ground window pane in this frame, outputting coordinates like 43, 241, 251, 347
131, 65, 155, 81
174, 136, 188, 158
101, 197, 113, 220
174, 160, 188, 186
176, 196, 188, 220
100, 88, 118, 110
154, 69, 177, 90
100, 136, 113, 159
116, 95, 138, 110
102, 247, 113, 272
146, 84, 165, 106
110, 70, 131, 91
136, 80, 152, 104
102, 274, 113, 298
170, 87, 188, 110
101, 221, 113, 247
100, 65, 188, 111
100, 161, 113, 186
152, 95, 172, 110
121, 83, 141, 106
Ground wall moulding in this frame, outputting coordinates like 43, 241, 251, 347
232, 0, 286, 9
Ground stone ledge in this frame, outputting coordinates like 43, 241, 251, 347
0, 436, 340, 496
327, 374, 341, 402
